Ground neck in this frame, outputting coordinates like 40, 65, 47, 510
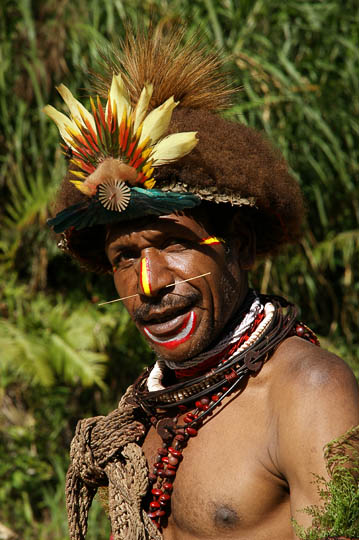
175, 310, 265, 379
163, 288, 258, 371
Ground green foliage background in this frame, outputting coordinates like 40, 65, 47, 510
0, 0, 358, 537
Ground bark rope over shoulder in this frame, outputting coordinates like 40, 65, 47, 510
65, 386, 162, 540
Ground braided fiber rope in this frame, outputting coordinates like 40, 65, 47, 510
66, 387, 162, 540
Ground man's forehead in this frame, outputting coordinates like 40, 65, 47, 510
105, 211, 207, 248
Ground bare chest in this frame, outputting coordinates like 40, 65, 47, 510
141, 386, 292, 539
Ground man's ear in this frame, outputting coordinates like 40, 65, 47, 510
228, 211, 256, 270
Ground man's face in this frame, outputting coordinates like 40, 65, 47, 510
106, 210, 249, 364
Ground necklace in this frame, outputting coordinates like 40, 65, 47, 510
147, 292, 265, 392
165, 291, 264, 372
132, 296, 297, 412
129, 296, 319, 531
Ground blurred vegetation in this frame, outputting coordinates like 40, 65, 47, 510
0, 0, 358, 537
293, 426, 359, 539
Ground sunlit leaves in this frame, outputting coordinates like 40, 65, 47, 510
0, 294, 114, 388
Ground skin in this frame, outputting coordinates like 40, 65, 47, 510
106, 210, 359, 540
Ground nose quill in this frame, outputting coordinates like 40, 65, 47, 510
98, 272, 211, 306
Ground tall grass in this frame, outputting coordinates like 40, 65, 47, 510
0, 0, 358, 536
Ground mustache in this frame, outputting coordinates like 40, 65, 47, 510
133, 290, 201, 324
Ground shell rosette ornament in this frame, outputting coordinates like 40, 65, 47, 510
44, 73, 200, 233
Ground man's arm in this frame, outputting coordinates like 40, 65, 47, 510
272, 337, 359, 537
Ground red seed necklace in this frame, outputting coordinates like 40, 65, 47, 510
130, 294, 319, 532
144, 318, 319, 532
146, 375, 236, 530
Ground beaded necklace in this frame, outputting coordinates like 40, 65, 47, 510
130, 296, 319, 532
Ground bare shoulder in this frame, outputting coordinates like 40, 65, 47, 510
268, 336, 359, 478
269, 335, 359, 405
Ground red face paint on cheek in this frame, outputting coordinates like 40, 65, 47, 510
143, 311, 197, 350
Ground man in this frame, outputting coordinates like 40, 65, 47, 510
45, 28, 359, 539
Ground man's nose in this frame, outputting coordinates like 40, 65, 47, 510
138, 248, 174, 297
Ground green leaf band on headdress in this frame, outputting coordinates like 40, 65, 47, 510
47, 188, 200, 233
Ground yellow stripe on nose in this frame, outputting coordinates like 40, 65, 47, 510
140, 257, 152, 296
199, 236, 224, 245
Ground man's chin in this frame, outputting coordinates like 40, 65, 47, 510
145, 328, 214, 367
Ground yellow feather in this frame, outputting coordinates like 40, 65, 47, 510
141, 148, 153, 160
109, 73, 131, 126
71, 170, 87, 179
56, 84, 96, 132
73, 117, 83, 131
141, 161, 154, 174
139, 96, 178, 145
70, 158, 86, 169
43, 105, 76, 147
134, 124, 143, 141
137, 135, 150, 151
112, 99, 117, 120
70, 180, 92, 196
133, 84, 153, 132
143, 178, 156, 189
151, 132, 198, 166
120, 106, 127, 127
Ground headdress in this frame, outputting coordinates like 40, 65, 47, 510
46, 26, 304, 271
44, 74, 201, 232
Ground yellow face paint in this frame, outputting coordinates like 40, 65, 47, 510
199, 236, 224, 245
140, 257, 152, 296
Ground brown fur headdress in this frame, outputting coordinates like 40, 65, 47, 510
49, 25, 304, 272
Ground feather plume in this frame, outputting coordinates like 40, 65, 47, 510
44, 77, 198, 200
92, 25, 235, 112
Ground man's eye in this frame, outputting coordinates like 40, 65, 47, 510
114, 250, 138, 265
162, 239, 188, 251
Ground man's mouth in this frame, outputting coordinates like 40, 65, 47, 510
143, 310, 197, 350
